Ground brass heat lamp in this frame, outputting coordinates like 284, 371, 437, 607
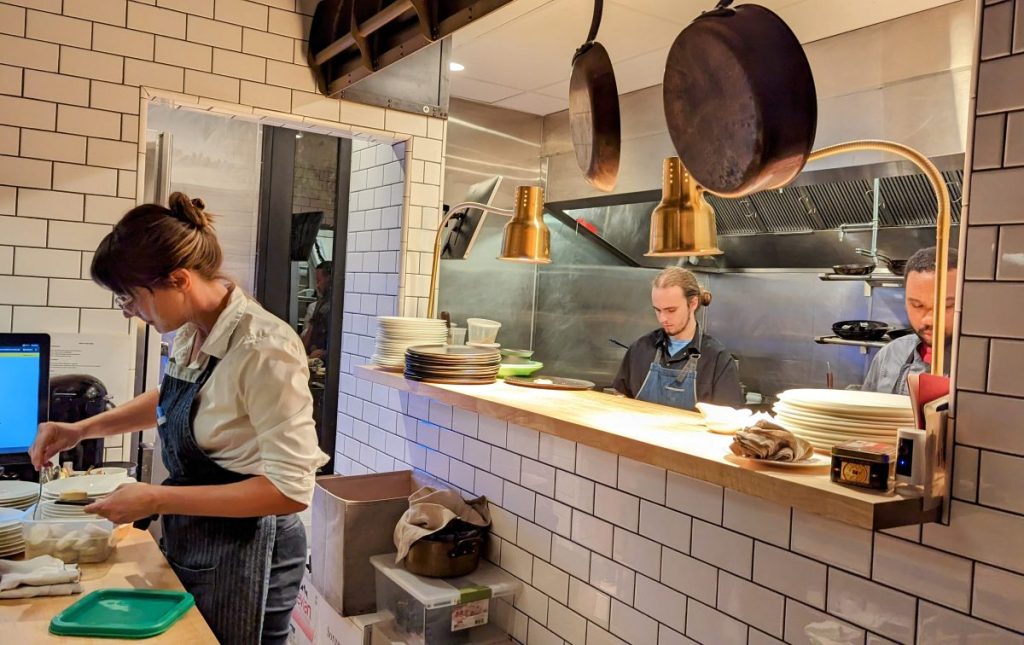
645, 156, 723, 257
427, 185, 551, 318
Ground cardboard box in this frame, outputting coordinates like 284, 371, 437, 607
289, 569, 322, 645
311, 471, 437, 616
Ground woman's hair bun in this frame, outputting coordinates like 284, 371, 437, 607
168, 192, 212, 230
699, 289, 713, 307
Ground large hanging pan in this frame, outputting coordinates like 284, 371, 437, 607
663, 1, 816, 198
569, 0, 620, 192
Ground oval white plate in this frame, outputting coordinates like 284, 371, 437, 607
732, 453, 832, 469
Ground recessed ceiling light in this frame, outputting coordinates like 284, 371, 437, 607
449, 61, 465, 72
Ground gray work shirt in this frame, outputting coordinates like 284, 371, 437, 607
862, 334, 950, 395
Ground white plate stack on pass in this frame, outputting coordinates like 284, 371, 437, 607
774, 389, 915, 451
0, 480, 40, 510
0, 506, 25, 557
372, 317, 449, 370
40, 474, 134, 519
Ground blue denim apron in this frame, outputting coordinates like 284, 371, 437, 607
158, 356, 306, 645
635, 337, 702, 411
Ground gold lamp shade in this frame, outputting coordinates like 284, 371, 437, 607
499, 185, 552, 263
646, 157, 723, 257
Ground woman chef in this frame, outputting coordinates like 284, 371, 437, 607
613, 267, 743, 410
29, 193, 328, 644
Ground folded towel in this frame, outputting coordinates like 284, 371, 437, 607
0, 554, 82, 598
0, 582, 83, 599
729, 420, 815, 462
394, 487, 491, 563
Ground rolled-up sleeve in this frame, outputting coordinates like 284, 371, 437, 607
237, 333, 329, 505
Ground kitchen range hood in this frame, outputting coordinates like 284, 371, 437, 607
546, 153, 964, 269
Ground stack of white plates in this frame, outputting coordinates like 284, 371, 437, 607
38, 500, 103, 520
372, 316, 448, 370
0, 506, 25, 557
41, 474, 134, 505
0, 480, 40, 510
774, 389, 915, 451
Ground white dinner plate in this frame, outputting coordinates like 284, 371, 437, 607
774, 389, 913, 413
42, 474, 134, 498
0, 480, 41, 500
775, 415, 898, 437
773, 402, 911, 426
732, 453, 832, 468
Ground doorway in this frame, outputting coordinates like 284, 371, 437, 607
257, 127, 353, 473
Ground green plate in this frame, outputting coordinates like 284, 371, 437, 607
50, 588, 195, 639
497, 361, 544, 378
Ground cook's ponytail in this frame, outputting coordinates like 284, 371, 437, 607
168, 192, 213, 230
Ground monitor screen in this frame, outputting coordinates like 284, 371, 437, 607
0, 334, 49, 455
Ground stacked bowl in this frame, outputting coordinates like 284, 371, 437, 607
405, 345, 502, 384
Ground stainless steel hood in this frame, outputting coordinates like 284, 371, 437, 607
545, 153, 964, 269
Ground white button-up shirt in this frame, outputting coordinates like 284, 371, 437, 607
166, 287, 329, 505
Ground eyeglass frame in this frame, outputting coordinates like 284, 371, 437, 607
113, 292, 136, 311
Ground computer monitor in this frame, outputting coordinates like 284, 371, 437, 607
0, 334, 50, 457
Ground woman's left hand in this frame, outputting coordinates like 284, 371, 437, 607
85, 483, 161, 524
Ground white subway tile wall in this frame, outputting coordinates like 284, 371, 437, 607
3, 4, 445, 461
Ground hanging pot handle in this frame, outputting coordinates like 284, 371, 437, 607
585, 0, 603, 44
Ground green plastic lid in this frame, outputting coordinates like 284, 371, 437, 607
49, 588, 195, 639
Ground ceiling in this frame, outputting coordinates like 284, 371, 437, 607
448, 0, 962, 116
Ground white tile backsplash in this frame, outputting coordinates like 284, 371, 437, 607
521, 458, 556, 498
791, 509, 873, 576
785, 600, 865, 645
635, 575, 688, 635
507, 423, 540, 459
618, 457, 666, 504
516, 518, 552, 561
686, 599, 748, 645
500, 541, 533, 582
973, 564, 1024, 633
547, 601, 586, 645
532, 558, 570, 605
552, 534, 591, 581
661, 547, 719, 605
827, 569, 917, 643
477, 414, 508, 447
872, 533, 973, 612
502, 481, 535, 520
576, 444, 618, 487
691, 520, 753, 579
979, 450, 1024, 514
539, 433, 576, 471
535, 494, 573, 538
610, 599, 659, 645
568, 577, 611, 629
918, 601, 1023, 644
590, 553, 636, 604
717, 572, 785, 638
639, 500, 692, 554
572, 510, 613, 558
723, 490, 791, 548
923, 500, 1024, 574
752, 542, 827, 610
556, 470, 596, 513
612, 527, 661, 579
594, 485, 640, 532
666, 471, 724, 524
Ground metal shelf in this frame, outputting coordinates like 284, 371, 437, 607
815, 335, 889, 349
818, 273, 904, 286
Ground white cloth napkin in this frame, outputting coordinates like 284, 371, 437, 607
393, 487, 491, 563
0, 555, 82, 598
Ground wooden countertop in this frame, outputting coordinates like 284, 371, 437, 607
0, 527, 217, 643
356, 365, 938, 530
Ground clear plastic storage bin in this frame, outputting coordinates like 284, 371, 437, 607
370, 554, 519, 645
21, 517, 115, 563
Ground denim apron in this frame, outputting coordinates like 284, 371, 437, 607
635, 335, 702, 411
158, 355, 306, 645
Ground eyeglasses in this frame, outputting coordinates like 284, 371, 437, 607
114, 293, 135, 311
